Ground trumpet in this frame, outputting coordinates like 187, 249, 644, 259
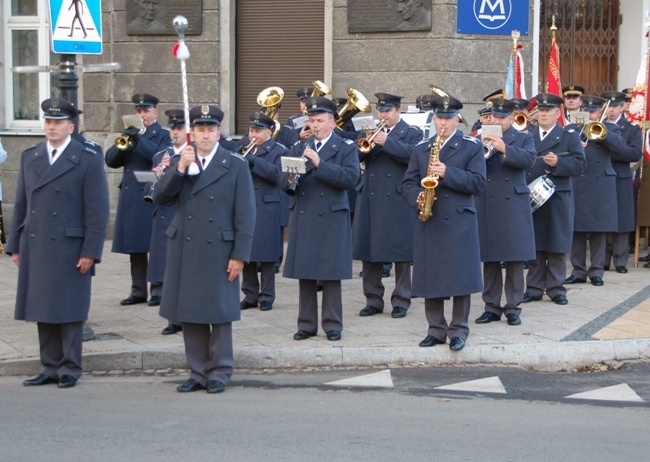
241, 137, 257, 157
483, 141, 496, 159
357, 120, 388, 154
115, 126, 146, 151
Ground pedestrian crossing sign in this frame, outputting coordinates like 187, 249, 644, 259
49, 0, 103, 54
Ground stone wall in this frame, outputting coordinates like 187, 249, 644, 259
332, 0, 535, 127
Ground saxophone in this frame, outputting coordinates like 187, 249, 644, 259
417, 129, 444, 222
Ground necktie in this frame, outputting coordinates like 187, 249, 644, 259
51, 149, 58, 163
385, 128, 391, 135
315, 141, 322, 152
542, 131, 547, 139
201, 158, 206, 168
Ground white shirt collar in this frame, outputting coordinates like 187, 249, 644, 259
198, 142, 219, 169
48, 136, 72, 163
314, 132, 332, 150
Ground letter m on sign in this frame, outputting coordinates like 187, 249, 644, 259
479, 0, 506, 21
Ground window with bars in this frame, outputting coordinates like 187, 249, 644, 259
538, 0, 619, 95
3, 0, 58, 130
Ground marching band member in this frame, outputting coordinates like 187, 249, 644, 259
152, 109, 186, 335
602, 91, 643, 273
354, 93, 422, 319
401, 95, 485, 350
565, 96, 627, 287
474, 98, 536, 327
563, 85, 585, 119
240, 112, 287, 311
154, 105, 255, 394
278, 96, 360, 342
106, 93, 172, 307
522, 93, 586, 306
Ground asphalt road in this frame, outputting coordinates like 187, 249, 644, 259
1, 363, 649, 461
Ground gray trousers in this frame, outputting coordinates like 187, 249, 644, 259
182, 322, 233, 386
525, 251, 567, 299
37, 321, 84, 380
130, 253, 149, 298
482, 261, 524, 315
298, 279, 343, 334
570, 232, 606, 279
605, 232, 630, 268
425, 295, 471, 342
241, 262, 276, 305
362, 261, 411, 310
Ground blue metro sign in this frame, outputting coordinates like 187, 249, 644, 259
457, 0, 529, 36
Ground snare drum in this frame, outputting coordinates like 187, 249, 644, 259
528, 175, 556, 212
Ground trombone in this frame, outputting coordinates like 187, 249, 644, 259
581, 100, 610, 142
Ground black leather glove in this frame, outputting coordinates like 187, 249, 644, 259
246, 154, 256, 169
124, 126, 142, 140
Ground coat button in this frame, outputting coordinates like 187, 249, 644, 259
300, 210, 304, 214
161, 215, 165, 219
370, 192, 374, 196
444, 194, 448, 199
386, 192, 390, 196
31, 211, 36, 215
301, 192, 306, 196
188, 215, 192, 220
187, 236, 191, 241
444, 216, 448, 220
387, 173, 391, 177
52, 212, 57, 216
596, 175, 600, 178
505, 178, 510, 181
207, 240, 212, 244
55, 188, 60, 192
30, 234, 35, 238
209, 218, 214, 222
487, 179, 491, 183
319, 212, 323, 216
255, 186, 259, 190
320, 193, 324, 197
189, 195, 194, 199
210, 196, 214, 200
506, 196, 510, 199
126, 169, 130, 173
370, 174, 374, 177
125, 186, 129, 190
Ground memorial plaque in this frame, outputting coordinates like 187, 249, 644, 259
348, 0, 432, 33
126, 0, 203, 35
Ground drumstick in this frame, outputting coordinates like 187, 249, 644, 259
536, 151, 569, 158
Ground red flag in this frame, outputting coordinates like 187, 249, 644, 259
546, 36, 565, 126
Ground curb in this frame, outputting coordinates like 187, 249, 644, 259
1, 339, 649, 376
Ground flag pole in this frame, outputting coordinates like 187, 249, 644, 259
511, 30, 520, 99
173, 16, 191, 145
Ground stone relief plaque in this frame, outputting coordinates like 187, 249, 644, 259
126, 0, 203, 35
348, 0, 432, 33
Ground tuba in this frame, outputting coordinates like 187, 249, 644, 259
311, 80, 332, 98
257, 86, 284, 140
417, 130, 444, 222
336, 88, 371, 128
357, 120, 387, 154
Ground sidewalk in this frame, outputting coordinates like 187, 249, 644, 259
1, 241, 649, 375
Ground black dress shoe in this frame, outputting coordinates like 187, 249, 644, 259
326, 330, 342, 341
616, 266, 628, 274
207, 380, 226, 394
293, 330, 316, 340
359, 306, 383, 317
316, 284, 324, 292
564, 275, 586, 284
382, 268, 391, 278
120, 295, 147, 306
148, 295, 161, 306
58, 375, 77, 389
603, 265, 610, 271
177, 379, 206, 393
475, 312, 501, 324
522, 292, 541, 303
506, 313, 522, 326
640, 254, 650, 262
391, 306, 407, 318
259, 301, 273, 311
552, 294, 568, 305
590, 276, 604, 286
161, 324, 182, 335
23, 373, 57, 386
419, 335, 445, 347
449, 337, 465, 351
644, 261, 650, 268
240, 300, 258, 310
